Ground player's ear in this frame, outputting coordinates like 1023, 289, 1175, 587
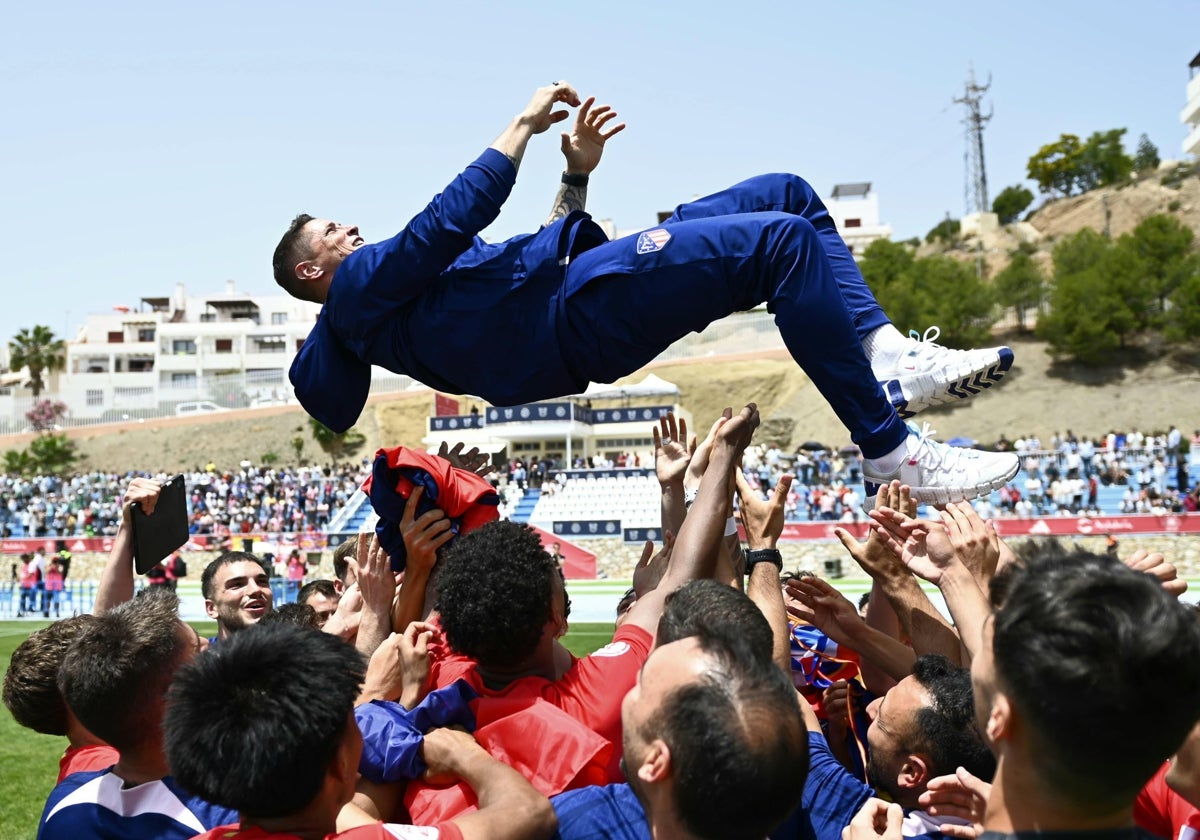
296, 260, 323, 282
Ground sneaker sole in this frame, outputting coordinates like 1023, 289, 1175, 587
885, 347, 1014, 418
864, 457, 1019, 506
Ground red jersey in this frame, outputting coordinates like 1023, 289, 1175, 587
405, 623, 652, 824
1136, 761, 1200, 840
57, 744, 120, 782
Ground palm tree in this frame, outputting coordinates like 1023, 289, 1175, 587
9, 325, 66, 399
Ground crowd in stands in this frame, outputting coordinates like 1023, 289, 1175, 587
3, 403, 1200, 840
0, 463, 371, 540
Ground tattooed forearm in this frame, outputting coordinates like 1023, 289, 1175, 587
503, 150, 523, 173
544, 183, 588, 227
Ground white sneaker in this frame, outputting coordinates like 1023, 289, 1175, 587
874, 326, 1014, 418
863, 422, 1020, 505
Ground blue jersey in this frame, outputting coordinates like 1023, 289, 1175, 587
551, 783, 651, 840
38, 768, 238, 840
771, 731, 872, 840
291, 148, 607, 432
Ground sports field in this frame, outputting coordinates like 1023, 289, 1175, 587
0, 619, 617, 840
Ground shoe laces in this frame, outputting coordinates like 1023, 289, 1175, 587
909, 422, 970, 474
903, 326, 946, 361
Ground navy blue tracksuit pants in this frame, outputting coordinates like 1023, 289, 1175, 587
558, 174, 906, 459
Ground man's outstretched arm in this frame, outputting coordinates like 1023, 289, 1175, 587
491, 82, 581, 174
543, 95, 625, 227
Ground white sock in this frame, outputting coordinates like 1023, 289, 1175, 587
862, 324, 909, 368
865, 436, 911, 474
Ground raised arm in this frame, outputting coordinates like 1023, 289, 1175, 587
623, 404, 759, 635
333, 83, 582, 331
543, 95, 625, 226
735, 467, 794, 675
355, 533, 397, 658
868, 502, 992, 663
94, 477, 163, 614
491, 81, 581, 172
837, 481, 963, 665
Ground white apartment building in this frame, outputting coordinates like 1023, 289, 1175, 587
1182, 51, 1200, 159
58, 282, 322, 419
825, 182, 893, 255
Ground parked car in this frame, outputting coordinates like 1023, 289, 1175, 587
174, 401, 228, 417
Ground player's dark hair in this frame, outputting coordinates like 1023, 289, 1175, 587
164, 623, 364, 818
58, 589, 188, 751
260, 602, 320, 629
657, 579, 773, 666
332, 540, 356, 584
645, 634, 808, 840
434, 520, 556, 667
298, 578, 339, 605
201, 551, 269, 599
910, 654, 996, 782
272, 213, 317, 300
3, 615, 97, 735
993, 549, 1200, 807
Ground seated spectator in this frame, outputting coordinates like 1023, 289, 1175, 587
164, 623, 554, 840
39, 589, 236, 839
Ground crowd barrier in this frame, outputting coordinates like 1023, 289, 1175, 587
0, 580, 96, 618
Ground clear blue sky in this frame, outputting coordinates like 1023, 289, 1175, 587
3, 0, 1197, 348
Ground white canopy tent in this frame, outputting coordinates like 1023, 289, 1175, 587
576, 374, 680, 401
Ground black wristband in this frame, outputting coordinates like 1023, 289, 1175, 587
745, 548, 783, 574
561, 171, 589, 187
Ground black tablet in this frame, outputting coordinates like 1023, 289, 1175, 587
130, 474, 190, 575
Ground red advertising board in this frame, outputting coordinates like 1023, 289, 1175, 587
433, 393, 461, 417
759, 513, 1200, 543
4, 514, 1195, 556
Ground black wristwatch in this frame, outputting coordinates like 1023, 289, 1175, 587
561, 171, 589, 187
744, 548, 783, 575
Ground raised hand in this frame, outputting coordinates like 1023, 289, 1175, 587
652, 413, 691, 487
868, 506, 957, 586
560, 96, 626, 175
121, 476, 164, 527
517, 81, 581, 134
398, 620, 435, 709
684, 411, 728, 491
917, 767, 991, 839
401, 486, 455, 575
1123, 548, 1188, 597
842, 798, 904, 840
437, 441, 493, 477
835, 481, 909, 579
785, 576, 864, 643
632, 531, 673, 598
939, 502, 1000, 585
357, 532, 398, 613
715, 403, 759, 454
735, 468, 792, 550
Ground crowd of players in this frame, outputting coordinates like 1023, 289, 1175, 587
3, 403, 1199, 840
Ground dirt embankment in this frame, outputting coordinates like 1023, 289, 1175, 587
2, 334, 1196, 473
